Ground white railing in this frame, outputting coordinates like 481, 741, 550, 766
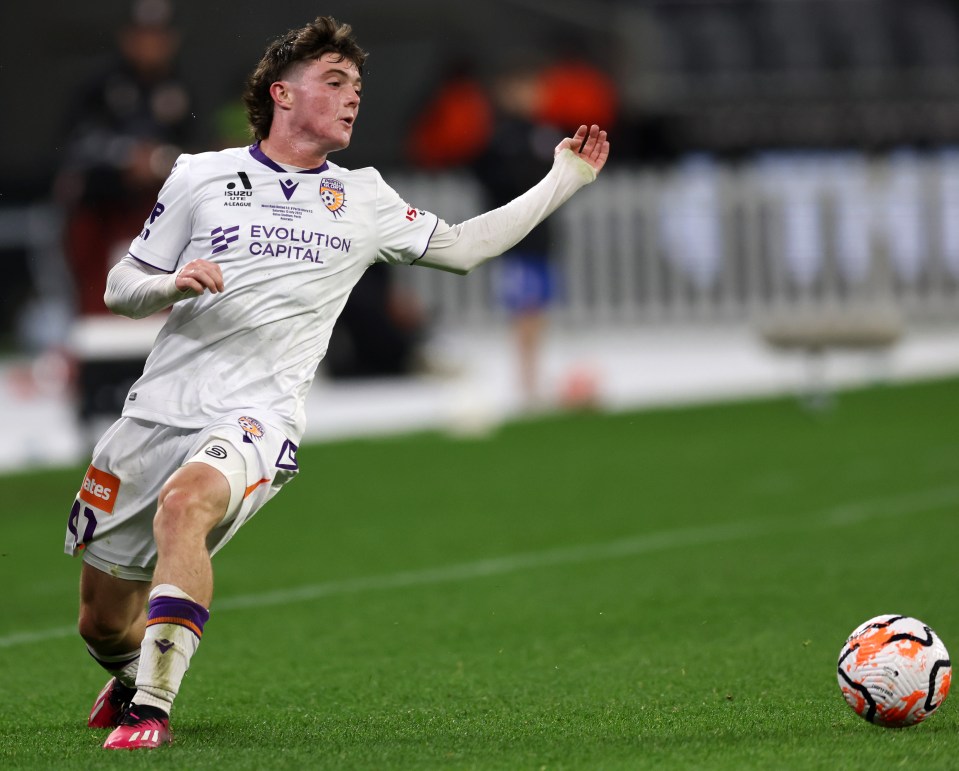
5, 151, 959, 343
391, 150, 959, 326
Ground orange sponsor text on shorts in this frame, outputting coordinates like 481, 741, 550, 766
79, 465, 121, 514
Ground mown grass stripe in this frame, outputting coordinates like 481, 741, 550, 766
3, 484, 957, 649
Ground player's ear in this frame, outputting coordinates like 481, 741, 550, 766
269, 81, 293, 111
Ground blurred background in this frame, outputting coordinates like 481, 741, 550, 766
3, 0, 959, 471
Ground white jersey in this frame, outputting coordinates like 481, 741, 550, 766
121, 143, 438, 438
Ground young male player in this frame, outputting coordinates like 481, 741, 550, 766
68, 15, 609, 750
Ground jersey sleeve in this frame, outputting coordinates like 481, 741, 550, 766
373, 172, 439, 265
127, 154, 195, 273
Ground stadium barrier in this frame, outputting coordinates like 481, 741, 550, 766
3, 151, 959, 349
393, 150, 959, 328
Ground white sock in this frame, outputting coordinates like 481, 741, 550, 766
132, 584, 210, 715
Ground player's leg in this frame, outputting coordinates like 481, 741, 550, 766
152, 460, 233, 606
104, 458, 235, 749
103, 463, 231, 749
67, 416, 165, 729
103, 417, 295, 749
79, 561, 150, 656
79, 562, 151, 728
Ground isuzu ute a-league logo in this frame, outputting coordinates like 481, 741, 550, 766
224, 171, 253, 207
211, 225, 240, 255
319, 178, 347, 218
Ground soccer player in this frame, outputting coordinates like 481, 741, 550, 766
67, 15, 609, 750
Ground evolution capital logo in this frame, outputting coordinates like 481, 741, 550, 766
211, 225, 240, 255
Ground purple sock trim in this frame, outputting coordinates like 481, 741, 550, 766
147, 595, 210, 638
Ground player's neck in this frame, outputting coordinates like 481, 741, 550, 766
259, 134, 329, 170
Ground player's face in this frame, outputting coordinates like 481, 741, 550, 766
284, 53, 362, 153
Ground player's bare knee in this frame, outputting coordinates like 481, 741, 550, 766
78, 603, 131, 648
154, 477, 228, 543
155, 487, 205, 539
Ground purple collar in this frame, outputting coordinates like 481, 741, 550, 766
249, 142, 329, 174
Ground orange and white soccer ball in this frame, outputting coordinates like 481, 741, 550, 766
837, 614, 952, 727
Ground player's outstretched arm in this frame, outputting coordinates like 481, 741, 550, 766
105, 257, 224, 319
416, 124, 610, 275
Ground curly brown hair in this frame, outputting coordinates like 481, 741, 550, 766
243, 16, 368, 141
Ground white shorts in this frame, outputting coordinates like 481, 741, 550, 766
64, 411, 300, 581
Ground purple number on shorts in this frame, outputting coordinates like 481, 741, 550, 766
67, 500, 99, 549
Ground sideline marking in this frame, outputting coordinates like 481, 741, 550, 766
4, 485, 958, 648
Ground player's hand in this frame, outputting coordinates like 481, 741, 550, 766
175, 259, 224, 296
555, 124, 610, 176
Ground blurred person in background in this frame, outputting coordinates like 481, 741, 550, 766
53, 0, 196, 434
474, 60, 560, 408
536, 55, 617, 140
406, 56, 494, 170
474, 55, 616, 408
66, 15, 609, 751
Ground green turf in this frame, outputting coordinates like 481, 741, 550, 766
2, 378, 959, 769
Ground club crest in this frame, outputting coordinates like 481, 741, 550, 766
238, 415, 265, 441
319, 178, 346, 218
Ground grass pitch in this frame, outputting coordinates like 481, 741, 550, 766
2, 377, 959, 769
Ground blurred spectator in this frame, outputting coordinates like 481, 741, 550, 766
476, 56, 616, 407
405, 51, 618, 405
406, 58, 494, 170
407, 54, 617, 406
56, 0, 194, 312
52, 0, 197, 431
473, 59, 562, 406
535, 58, 618, 134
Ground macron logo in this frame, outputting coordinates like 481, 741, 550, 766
279, 178, 299, 201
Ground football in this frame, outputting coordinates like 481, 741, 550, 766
837, 614, 952, 727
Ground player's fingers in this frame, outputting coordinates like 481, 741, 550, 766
177, 264, 222, 294
576, 126, 593, 157
556, 125, 587, 156
587, 126, 609, 160
573, 124, 589, 153
581, 125, 601, 156
589, 130, 608, 162
599, 133, 610, 162
175, 276, 203, 295
196, 273, 221, 294
205, 264, 225, 292
576, 126, 593, 158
